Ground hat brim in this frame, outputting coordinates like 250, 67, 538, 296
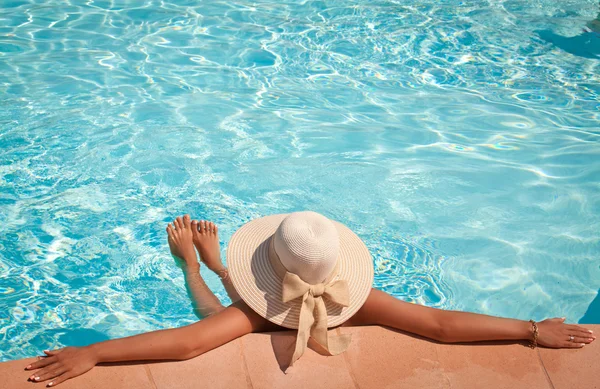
227, 214, 374, 329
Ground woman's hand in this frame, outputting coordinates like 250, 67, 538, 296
537, 318, 596, 348
25, 346, 98, 387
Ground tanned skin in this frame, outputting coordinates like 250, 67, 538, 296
25, 215, 595, 387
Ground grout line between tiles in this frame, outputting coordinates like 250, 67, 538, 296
337, 328, 361, 389
238, 338, 255, 389
536, 348, 556, 389
432, 343, 452, 389
143, 364, 158, 389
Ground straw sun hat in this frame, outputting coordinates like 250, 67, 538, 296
227, 211, 374, 366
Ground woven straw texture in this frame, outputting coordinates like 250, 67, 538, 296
227, 214, 374, 329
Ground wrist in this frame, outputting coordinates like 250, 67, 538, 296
85, 344, 102, 364
521, 320, 533, 340
527, 320, 539, 348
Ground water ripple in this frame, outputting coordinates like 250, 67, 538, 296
1, 0, 600, 361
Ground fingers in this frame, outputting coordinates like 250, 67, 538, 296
31, 366, 67, 382
573, 329, 596, 340
28, 364, 58, 381
44, 349, 62, 356
26, 356, 56, 370
567, 324, 593, 335
47, 372, 74, 387
560, 341, 585, 348
560, 331, 591, 347
571, 335, 595, 344
566, 331, 595, 343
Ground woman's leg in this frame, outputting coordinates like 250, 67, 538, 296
192, 219, 241, 303
168, 215, 226, 318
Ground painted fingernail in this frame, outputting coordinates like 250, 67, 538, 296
589, 330, 594, 334
580, 343, 585, 347
26, 365, 31, 369
48, 382, 53, 387
35, 376, 40, 381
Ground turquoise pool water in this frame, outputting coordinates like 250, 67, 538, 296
1, 0, 599, 361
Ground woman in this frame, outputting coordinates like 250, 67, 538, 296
25, 212, 595, 387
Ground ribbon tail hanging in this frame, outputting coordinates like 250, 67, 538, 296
309, 297, 352, 356
289, 293, 315, 368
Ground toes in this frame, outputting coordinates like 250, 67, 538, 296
183, 214, 191, 229
191, 220, 199, 235
200, 220, 206, 234
166, 223, 174, 235
175, 216, 183, 230
204, 222, 217, 235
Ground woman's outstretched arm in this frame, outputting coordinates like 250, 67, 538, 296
24, 218, 276, 387
344, 289, 596, 348
25, 302, 279, 387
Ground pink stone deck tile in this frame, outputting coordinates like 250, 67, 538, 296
0, 357, 155, 389
148, 338, 250, 389
538, 324, 600, 389
340, 326, 449, 389
435, 341, 550, 389
2, 325, 599, 389
240, 331, 356, 389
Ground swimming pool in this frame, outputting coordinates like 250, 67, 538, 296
1, 0, 599, 361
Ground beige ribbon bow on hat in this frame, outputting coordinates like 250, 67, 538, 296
281, 272, 352, 367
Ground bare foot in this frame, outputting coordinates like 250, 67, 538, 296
166, 215, 197, 266
191, 220, 224, 273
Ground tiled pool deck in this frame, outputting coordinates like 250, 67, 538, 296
2, 325, 598, 389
